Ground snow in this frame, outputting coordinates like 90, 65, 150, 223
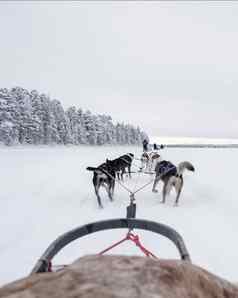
0, 120, 14, 128
1, 141, 238, 286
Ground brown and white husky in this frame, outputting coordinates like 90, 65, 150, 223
152, 160, 195, 206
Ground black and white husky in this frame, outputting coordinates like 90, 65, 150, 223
87, 159, 116, 208
152, 160, 195, 206
113, 153, 134, 180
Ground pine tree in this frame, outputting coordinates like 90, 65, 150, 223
51, 99, 72, 144
83, 110, 97, 145
77, 108, 87, 144
0, 87, 148, 146
0, 88, 19, 145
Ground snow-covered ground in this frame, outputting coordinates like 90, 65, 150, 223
1, 141, 238, 286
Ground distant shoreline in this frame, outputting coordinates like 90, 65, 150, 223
164, 144, 238, 148
150, 136, 238, 146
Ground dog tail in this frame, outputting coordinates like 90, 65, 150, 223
86, 167, 98, 171
86, 166, 106, 175
177, 161, 195, 175
127, 153, 134, 159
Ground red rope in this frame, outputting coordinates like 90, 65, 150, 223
98, 235, 129, 255
127, 233, 157, 258
48, 260, 52, 272
98, 232, 157, 258
49, 233, 157, 271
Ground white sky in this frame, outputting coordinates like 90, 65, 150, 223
0, 1, 238, 138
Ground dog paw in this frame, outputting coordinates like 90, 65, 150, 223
173, 202, 179, 207
152, 189, 158, 193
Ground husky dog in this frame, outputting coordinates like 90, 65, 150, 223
112, 153, 134, 180
86, 159, 116, 208
140, 151, 161, 173
152, 160, 195, 205
140, 152, 150, 171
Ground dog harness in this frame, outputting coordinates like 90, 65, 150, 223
157, 160, 177, 177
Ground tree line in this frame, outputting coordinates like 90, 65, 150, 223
0, 87, 148, 146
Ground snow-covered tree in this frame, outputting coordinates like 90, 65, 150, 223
0, 89, 19, 145
51, 99, 72, 144
83, 110, 97, 145
76, 108, 87, 144
0, 87, 148, 146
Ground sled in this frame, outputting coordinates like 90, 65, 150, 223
31, 217, 191, 273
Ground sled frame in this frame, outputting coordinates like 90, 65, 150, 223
31, 218, 191, 273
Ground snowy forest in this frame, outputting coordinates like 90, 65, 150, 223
0, 87, 148, 146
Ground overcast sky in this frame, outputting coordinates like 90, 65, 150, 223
0, 1, 238, 138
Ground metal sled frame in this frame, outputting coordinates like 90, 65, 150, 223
31, 218, 191, 274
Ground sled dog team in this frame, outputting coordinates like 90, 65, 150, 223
87, 146, 195, 208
